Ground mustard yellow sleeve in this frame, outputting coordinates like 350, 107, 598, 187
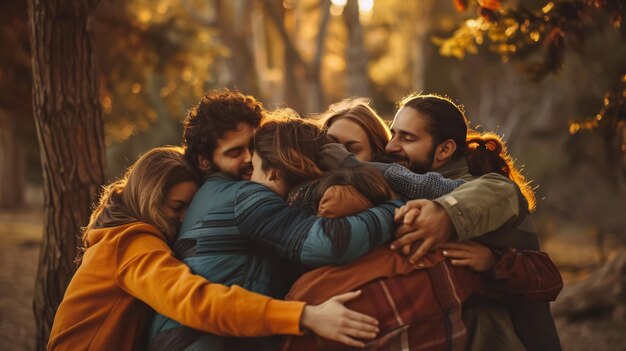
113, 232, 305, 336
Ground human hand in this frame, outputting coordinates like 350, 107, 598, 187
440, 241, 497, 272
390, 199, 454, 264
300, 290, 379, 348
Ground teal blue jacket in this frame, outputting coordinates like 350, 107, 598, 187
149, 172, 402, 350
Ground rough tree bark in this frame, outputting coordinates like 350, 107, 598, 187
28, 0, 106, 348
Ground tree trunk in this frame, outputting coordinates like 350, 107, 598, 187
215, 0, 258, 94
344, 0, 370, 97
28, 0, 106, 348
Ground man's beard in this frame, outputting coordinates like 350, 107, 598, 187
387, 145, 436, 174
225, 162, 253, 180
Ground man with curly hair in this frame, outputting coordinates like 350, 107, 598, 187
182, 89, 263, 181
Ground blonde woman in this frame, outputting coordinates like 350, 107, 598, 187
48, 146, 379, 351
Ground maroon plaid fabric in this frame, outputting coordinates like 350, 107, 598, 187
283, 250, 562, 351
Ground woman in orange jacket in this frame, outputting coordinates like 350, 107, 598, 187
48, 146, 379, 351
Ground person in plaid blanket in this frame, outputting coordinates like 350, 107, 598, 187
282, 166, 561, 350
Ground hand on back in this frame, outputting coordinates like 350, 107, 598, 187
390, 199, 454, 263
300, 290, 379, 348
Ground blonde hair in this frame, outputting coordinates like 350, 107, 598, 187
319, 97, 391, 160
83, 146, 200, 248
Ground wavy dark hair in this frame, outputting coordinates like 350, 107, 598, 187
183, 89, 264, 174
397, 93, 468, 160
254, 110, 333, 190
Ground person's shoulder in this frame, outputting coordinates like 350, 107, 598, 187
236, 180, 278, 196
116, 222, 166, 242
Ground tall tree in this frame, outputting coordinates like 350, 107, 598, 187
28, 0, 106, 348
344, 0, 370, 97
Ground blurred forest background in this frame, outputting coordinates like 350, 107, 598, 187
0, 0, 625, 350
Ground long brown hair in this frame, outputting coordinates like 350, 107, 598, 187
316, 165, 396, 207
83, 146, 201, 247
254, 110, 333, 190
466, 131, 537, 211
320, 97, 391, 160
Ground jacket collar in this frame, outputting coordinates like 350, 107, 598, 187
434, 157, 471, 180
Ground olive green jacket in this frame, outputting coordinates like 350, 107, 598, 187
432, 158, 528, 242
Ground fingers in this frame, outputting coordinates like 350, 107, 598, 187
442, 249, 471, 259
342, 326, 377, 340
332, 290, 362, 303
402, 208, 420, 224
394, 223, 419, 238
342, 319, 378, 335
394, 207, 407, 222
394, 199, 427, 222
409, 237, 435, 264
344, 309, 379, 327
402, 243, 411, 255
450, 258, 473, 267
390, 230, 425, 250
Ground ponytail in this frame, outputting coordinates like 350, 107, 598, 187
466, 131, 536, 211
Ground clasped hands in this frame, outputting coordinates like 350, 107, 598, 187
391, 199, 495, 272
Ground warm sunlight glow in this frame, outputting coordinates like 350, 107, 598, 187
359, 0, 374, 22
330, 0, 347, 16
138, 9, 152, 24
359, 0, 374, 13
330, 4, 345, 16
130, 83, 141, 94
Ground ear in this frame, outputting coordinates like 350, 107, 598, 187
268, 169, 281, 182
197, 155, 213, 173
434, 139, 457, 164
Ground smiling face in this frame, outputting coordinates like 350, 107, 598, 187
327, 118, 374, 162
385, 107, 437, 173
209, 122, 255, 180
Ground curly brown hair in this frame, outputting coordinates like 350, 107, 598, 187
183, 89, 265, 173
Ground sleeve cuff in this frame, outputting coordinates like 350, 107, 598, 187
264, 299, 306, 335
434, 195, 472, 241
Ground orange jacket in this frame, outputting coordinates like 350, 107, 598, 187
48, 222, 304, 351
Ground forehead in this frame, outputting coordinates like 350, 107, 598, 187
328, 118, 368, 142
391, 107, 430, 135
214, 122, 255, 152
167, 181, 198, 202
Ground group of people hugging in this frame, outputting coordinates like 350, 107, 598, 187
48, 90, 564, 351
